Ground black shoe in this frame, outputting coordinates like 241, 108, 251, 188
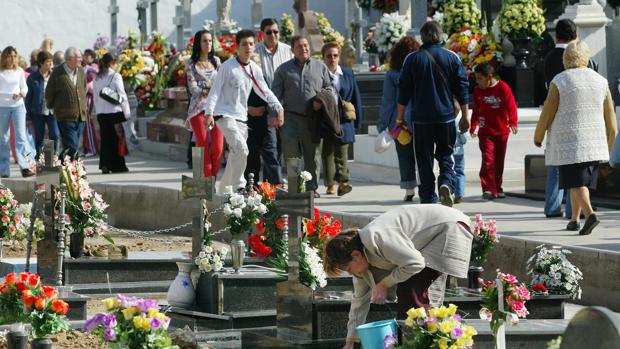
439, 185, 454, 207
101, 167, 111, 174
313, 191, 321, 199
566, 220, 580, 231
482, 191, 494, 201
454, 196, 464, 204
404, 194, 414, 202
21, 169, 36, 177
545, 213, 563, 218
579, 214, 599, 236
337, 183, 352, 196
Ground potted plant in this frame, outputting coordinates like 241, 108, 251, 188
28, 291, 70, 349
84, 295, 179, 349
400, 304, 477, 349
496, 0, 546, 68
468, 214, 499, 290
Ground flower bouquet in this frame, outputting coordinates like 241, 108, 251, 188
445, 26, 503, 75
526, 245, 583, 299
280, 13, 295, 46
441, 0, 482, 36
60, 157, 111, 243
85, 295, 178, 349
315, 12, 345, 48
0, 272, 41, 324
222, 189, 267, 239
479, 270, 530, 341
304, 207, 342, 255
469, 214, 499, 266
497, 0, 546, 40
374, 12, 408, 55
400, 304, 477, 349
299, 239, 327, 290
117, 48, 146, 89
195, 244, 228, 273
0, 188, 21, 242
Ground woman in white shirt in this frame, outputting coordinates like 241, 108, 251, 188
0, 46, 35, 177
93, 53, 131, 174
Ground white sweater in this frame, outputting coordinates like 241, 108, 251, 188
546, 68, 610, 166
93, 69, 130, 119
0, 68, 27, 107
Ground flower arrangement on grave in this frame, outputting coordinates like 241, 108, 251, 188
135, 32, 179, 110
85, 295, 178, 349
303, 207, 342, 256
531, 283, 548, 295
60, 157, 112, 242
315, 12, 345, 48
479, 270, 530, 341
250, 181, 283, 258
218, 34, 237, 57
469, 214, 499, 266
299, 239, 328, 290
11, 202, 45, 243
92, 33, 110, 59
373, 0, 398, 13
298, 170, 313, 193
446, 26, 503, 75
374, 12, 408, 55
441, 0, 482, 37
526, 245, 583, 299
280, 13, 295, 46
117, 48, 146, 89
195, 244, 228, 273
497, 0, 546, 40
0, 187, 20, 242
222, 188, 267, 240
400, 304, 477, 349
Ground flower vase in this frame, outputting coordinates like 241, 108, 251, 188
69, 232, 85, 259
166, 262, 196, 308
467, 265, 484, 291
230, 239, 246, 273
30, 338, 53, 349
6, 323, 28, 349
511, 37, 532, 69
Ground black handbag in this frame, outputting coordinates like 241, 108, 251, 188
99, 73, 121, 105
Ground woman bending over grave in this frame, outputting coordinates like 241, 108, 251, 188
323, 204, 473, 349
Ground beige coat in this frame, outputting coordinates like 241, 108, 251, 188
346, 205, 473, 341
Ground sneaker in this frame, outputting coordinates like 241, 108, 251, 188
326, 185, 337, 195
579, 213, 599, 236
21, 168, 36, 178
454, 196, 464, 204
482, 191, 494, 201
496, 192, 506, 199
439, 185, 454, 207
337, 182, 352, 196
566, 220, 580, 231
404, 189, 415, 202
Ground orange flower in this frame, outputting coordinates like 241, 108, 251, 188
19, 272, 29, 283
259, 181, 276, 200
27, 274, 40, 287
50, 299, 69, 315
275, 217, 284, 231
15, 281, 28, 293
42, 285, 58, 300
305, 220, 316, 236
5, 272, 17, 285
34, 296, 46, 310
22, 294, 35, 308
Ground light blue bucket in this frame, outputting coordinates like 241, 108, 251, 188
356, 319, 397, 349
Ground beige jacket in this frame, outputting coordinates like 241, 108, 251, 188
347, 205, 473, 341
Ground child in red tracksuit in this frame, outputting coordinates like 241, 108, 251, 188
470, 63, 518, 200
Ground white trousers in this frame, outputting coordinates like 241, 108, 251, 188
215, 117, 249, 192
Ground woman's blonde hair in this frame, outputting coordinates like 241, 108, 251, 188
40, 38, 54, 53
563, 40, 590, 69
0, 46, 18, 70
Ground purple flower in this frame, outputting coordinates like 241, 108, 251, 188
84, 313, 105, 332
102, 314, 117, 328
150, 317, 162, 330
103, 328, 117, 341
452, 326, 463, 339
117, 294, 138, 308
135, 299, 160, 313
454, 313, 462, 321
383, 333, 397, 349
417, 319, 426, 326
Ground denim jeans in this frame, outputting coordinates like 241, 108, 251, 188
453, 153, 465, 198
245, 114, 283, 184
0, 105, 35, 176
57, 120, 84, 159
544, 165, 572, 218
30, 113, 60, 159
414, 122, 457, 203
394, 138, 417, 189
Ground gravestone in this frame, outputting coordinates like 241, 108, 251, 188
407, 0, 427, 38
560, 306, 620, 349
173, 0, 192, 53
137, 0, 149, 40
150, 0, 159, 32
294, 0, 324, 53
108, 0, 119, 47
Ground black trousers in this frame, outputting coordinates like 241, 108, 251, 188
245, 113, 283, 184
414, 122, 457, 203
97, 112, 128, 172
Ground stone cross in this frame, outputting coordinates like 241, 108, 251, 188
150, 0, 159, 32
351, 3, 367, 64
293, 0, 324, 54
407, 0, 428, 39
251, 0, 264, 32
137, 0, 149, 40
108, 0, 119, 47
181, 147, 215, 258
181, 0, 193, 49
173, 4, 185, 51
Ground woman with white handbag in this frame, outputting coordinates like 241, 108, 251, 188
93, 52, 130, 174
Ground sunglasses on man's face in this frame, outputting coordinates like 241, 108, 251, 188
326, 54, 339, 58
265, 30, 279, 36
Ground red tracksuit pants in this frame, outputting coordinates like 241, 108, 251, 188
190, 112, 224, 177
478, 133, 509, 197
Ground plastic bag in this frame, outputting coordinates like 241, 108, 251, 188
374, 130, 393, 153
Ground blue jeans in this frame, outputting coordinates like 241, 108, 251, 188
57, 120, 84, 159
544, 165, 572, 218
414, 122, 456, 203
0, 105, 35, 176
30, 113, 60, 159
394, 137, 417, 189
453, 153, 465, 198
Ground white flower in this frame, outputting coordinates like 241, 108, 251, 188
198, 251, 206, 259
203, 264, 213, 272
223, 204, 233, 215
224, 186, 234, 194
220, 247, 229, 256
213, 255, 221, 263
204, 245, 213, 254
233, 208, 243, 218
214, 262, 223, 271
258, 204, 267, 214
300, 171, 312, 181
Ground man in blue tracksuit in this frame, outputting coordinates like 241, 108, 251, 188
396, 21, 470, 206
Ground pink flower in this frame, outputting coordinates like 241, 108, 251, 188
14, 215, 21, 223
475, 214, 483, 222
85, 228, 94, 236
516, 286, 531, 300
502, 273, 518, 284
1, 215, 8, 223
510, 300, 526, 313
1, 205, 8, 211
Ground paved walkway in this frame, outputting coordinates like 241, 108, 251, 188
3, 149, 619, 254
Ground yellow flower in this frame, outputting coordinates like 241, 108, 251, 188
407, 307, 427, 320
133, 316, 151, 331
427, 322, 439, 333
447, 304, 458, 316
439, 320, 455, 334
405, 317, 414, 327
438, 338, 449, 349
429, 308, 440, 318
148, 309, 159, 318
102, 297, 120, 310
437, 306, 450, 319
122, 307, 137, 320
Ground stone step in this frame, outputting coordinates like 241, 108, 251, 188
70, 280, 172, 294
168, 307, 277, 331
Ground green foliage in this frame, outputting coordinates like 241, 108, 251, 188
30, 310, 69, 338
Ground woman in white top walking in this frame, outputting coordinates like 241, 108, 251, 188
185, 29, 223, 178
93, 53, 131, 174
0, 46, 35, 177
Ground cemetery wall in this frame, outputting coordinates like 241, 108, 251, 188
2, 0, 346, 58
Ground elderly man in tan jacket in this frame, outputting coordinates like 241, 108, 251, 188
324, 204, 473, 349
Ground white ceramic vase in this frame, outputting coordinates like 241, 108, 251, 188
166, 261, 196, 308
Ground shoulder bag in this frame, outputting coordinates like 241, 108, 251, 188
339, 90, 357, 121
99, 73, 121, 105
420, 49, 460, 112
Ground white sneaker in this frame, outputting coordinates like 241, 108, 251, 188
439, 185, 454, 207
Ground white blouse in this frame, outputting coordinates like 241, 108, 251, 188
0, 68, 28, 107
93, 69, 130, 119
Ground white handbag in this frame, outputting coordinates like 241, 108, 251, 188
374, 130, 393, 154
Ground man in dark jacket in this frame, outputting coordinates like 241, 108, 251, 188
396, 21, 470, 206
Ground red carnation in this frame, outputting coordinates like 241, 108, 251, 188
275, 217, 284, 231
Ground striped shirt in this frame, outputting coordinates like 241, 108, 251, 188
255, 42, 292, 87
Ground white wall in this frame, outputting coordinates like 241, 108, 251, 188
2, 0, 347, 58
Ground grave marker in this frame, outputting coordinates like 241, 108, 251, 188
560, 306, 620, 349
150, 0, 159, 32
137, 0, 149, 40
108, 0, 119, 47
